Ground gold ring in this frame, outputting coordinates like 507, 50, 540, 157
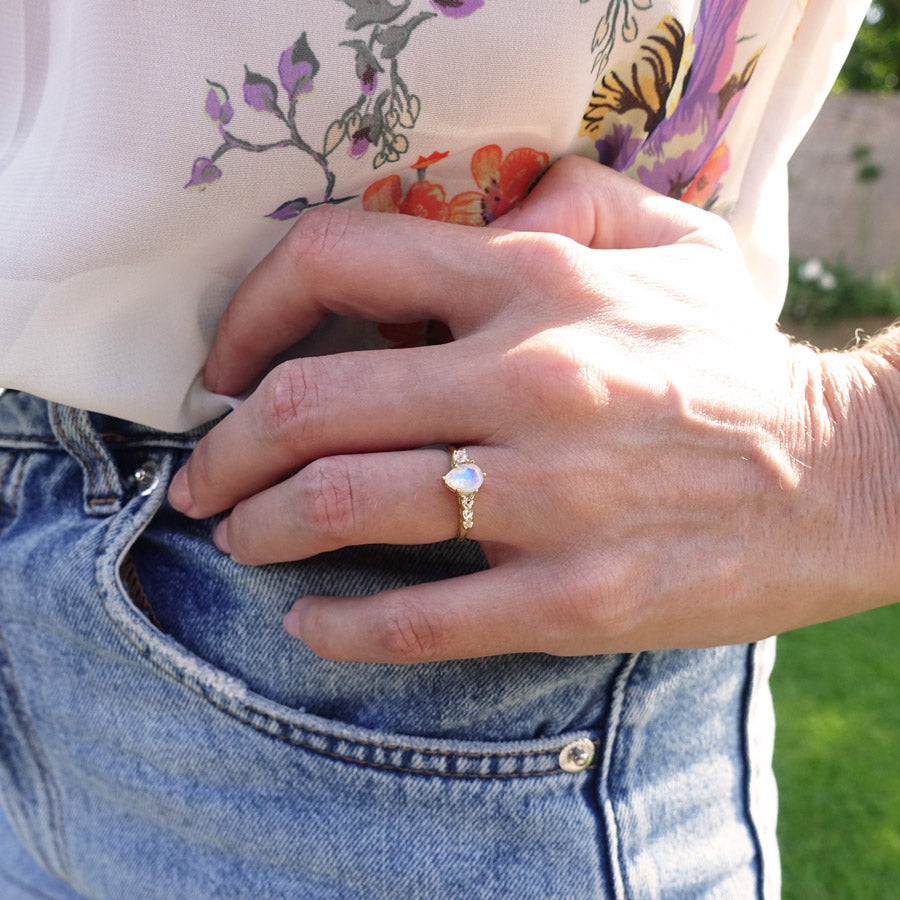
442, 446, 485, 541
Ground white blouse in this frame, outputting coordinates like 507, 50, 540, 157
0, 0, 870, 431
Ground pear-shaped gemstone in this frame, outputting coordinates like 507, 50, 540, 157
443, 463, 484, 494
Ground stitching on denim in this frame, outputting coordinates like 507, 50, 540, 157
123, 607, 597, 761
596, 652, 640, 900
50, 405, 98, 499
93, 494, 597, 778
103, 609, 595, 779
68, 409, 103, 499
0, 627, 73, 880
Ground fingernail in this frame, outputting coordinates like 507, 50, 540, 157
213, 518, 231, 555
167, 467, 194, 514
283, 607, 303, 639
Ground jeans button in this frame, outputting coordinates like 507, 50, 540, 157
132, 461, 160, 496
559, 738, 595, 773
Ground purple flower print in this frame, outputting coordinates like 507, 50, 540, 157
636, 0, 760, 198
340, 39, 383, 96
348, 113, 380, 159
184, 157, 222, 190
429, 0, 484, 18
187, 11, 450, 215
349, 126, 372, 159
278, 33, 320, 99
361, 64, 378, 95
595, 123, 642, 171
205, 82, 233, 126
266, 197, 310, 220
243, 67, 278, 112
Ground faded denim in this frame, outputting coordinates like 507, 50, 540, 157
0, 390, 779, 898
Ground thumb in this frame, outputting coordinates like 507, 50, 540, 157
490, 155, 709, 250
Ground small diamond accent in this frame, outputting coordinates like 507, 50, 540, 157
452, 448, 469, 466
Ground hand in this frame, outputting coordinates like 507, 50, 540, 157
168, 158, 898, 662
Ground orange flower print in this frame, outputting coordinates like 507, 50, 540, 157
362, 174, 450, 221
362, 145, 548, 348
410, 150, 450, 170
681, 142, 729, 209
448, 145, 550, 225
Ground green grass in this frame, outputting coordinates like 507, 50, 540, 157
772, 603, 900, 899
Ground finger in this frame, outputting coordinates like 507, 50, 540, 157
213, 446, 513, 565
205, 204, 527, 396
282, 563, 561, 663
491, 156, 725, 251
170, 343, 499, 519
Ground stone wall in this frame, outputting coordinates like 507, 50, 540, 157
788, 91, 900, 274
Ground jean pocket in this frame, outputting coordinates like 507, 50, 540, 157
94, 452, 604, 782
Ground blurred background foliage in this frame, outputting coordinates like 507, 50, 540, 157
782, 2, 900, 336
835, 0, 900, 92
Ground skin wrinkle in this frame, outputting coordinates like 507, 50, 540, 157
846, 341, 900, 584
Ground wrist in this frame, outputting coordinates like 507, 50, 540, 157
800, 338, 900, 616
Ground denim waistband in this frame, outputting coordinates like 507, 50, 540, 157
0, 390, 211, 517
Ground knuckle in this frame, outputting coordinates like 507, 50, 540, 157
285, 204, 353, 268
303, 456, 359, 541
258, 361, 324, 439
376, 601, 441, 662
571, 555, 646, 642
543, 562, 620, 646
514, 232, 585, 292
502, 332, 605, 417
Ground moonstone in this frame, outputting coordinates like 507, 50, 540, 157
443, 463, 484, 494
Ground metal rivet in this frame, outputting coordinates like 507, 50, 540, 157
559, 738, 595, 773
133, 460, 160, 496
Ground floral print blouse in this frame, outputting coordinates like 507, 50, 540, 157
0, 0, 870, 430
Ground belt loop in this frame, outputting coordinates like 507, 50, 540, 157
47, 403, 123, 516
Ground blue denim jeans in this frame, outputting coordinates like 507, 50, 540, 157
0, 390, 779, 898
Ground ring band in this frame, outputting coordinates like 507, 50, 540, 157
442, 446, 485, 541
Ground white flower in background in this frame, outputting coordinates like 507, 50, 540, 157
818, 271, 838, 291
866, 3, 884, 25
798, 258, 825, 282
